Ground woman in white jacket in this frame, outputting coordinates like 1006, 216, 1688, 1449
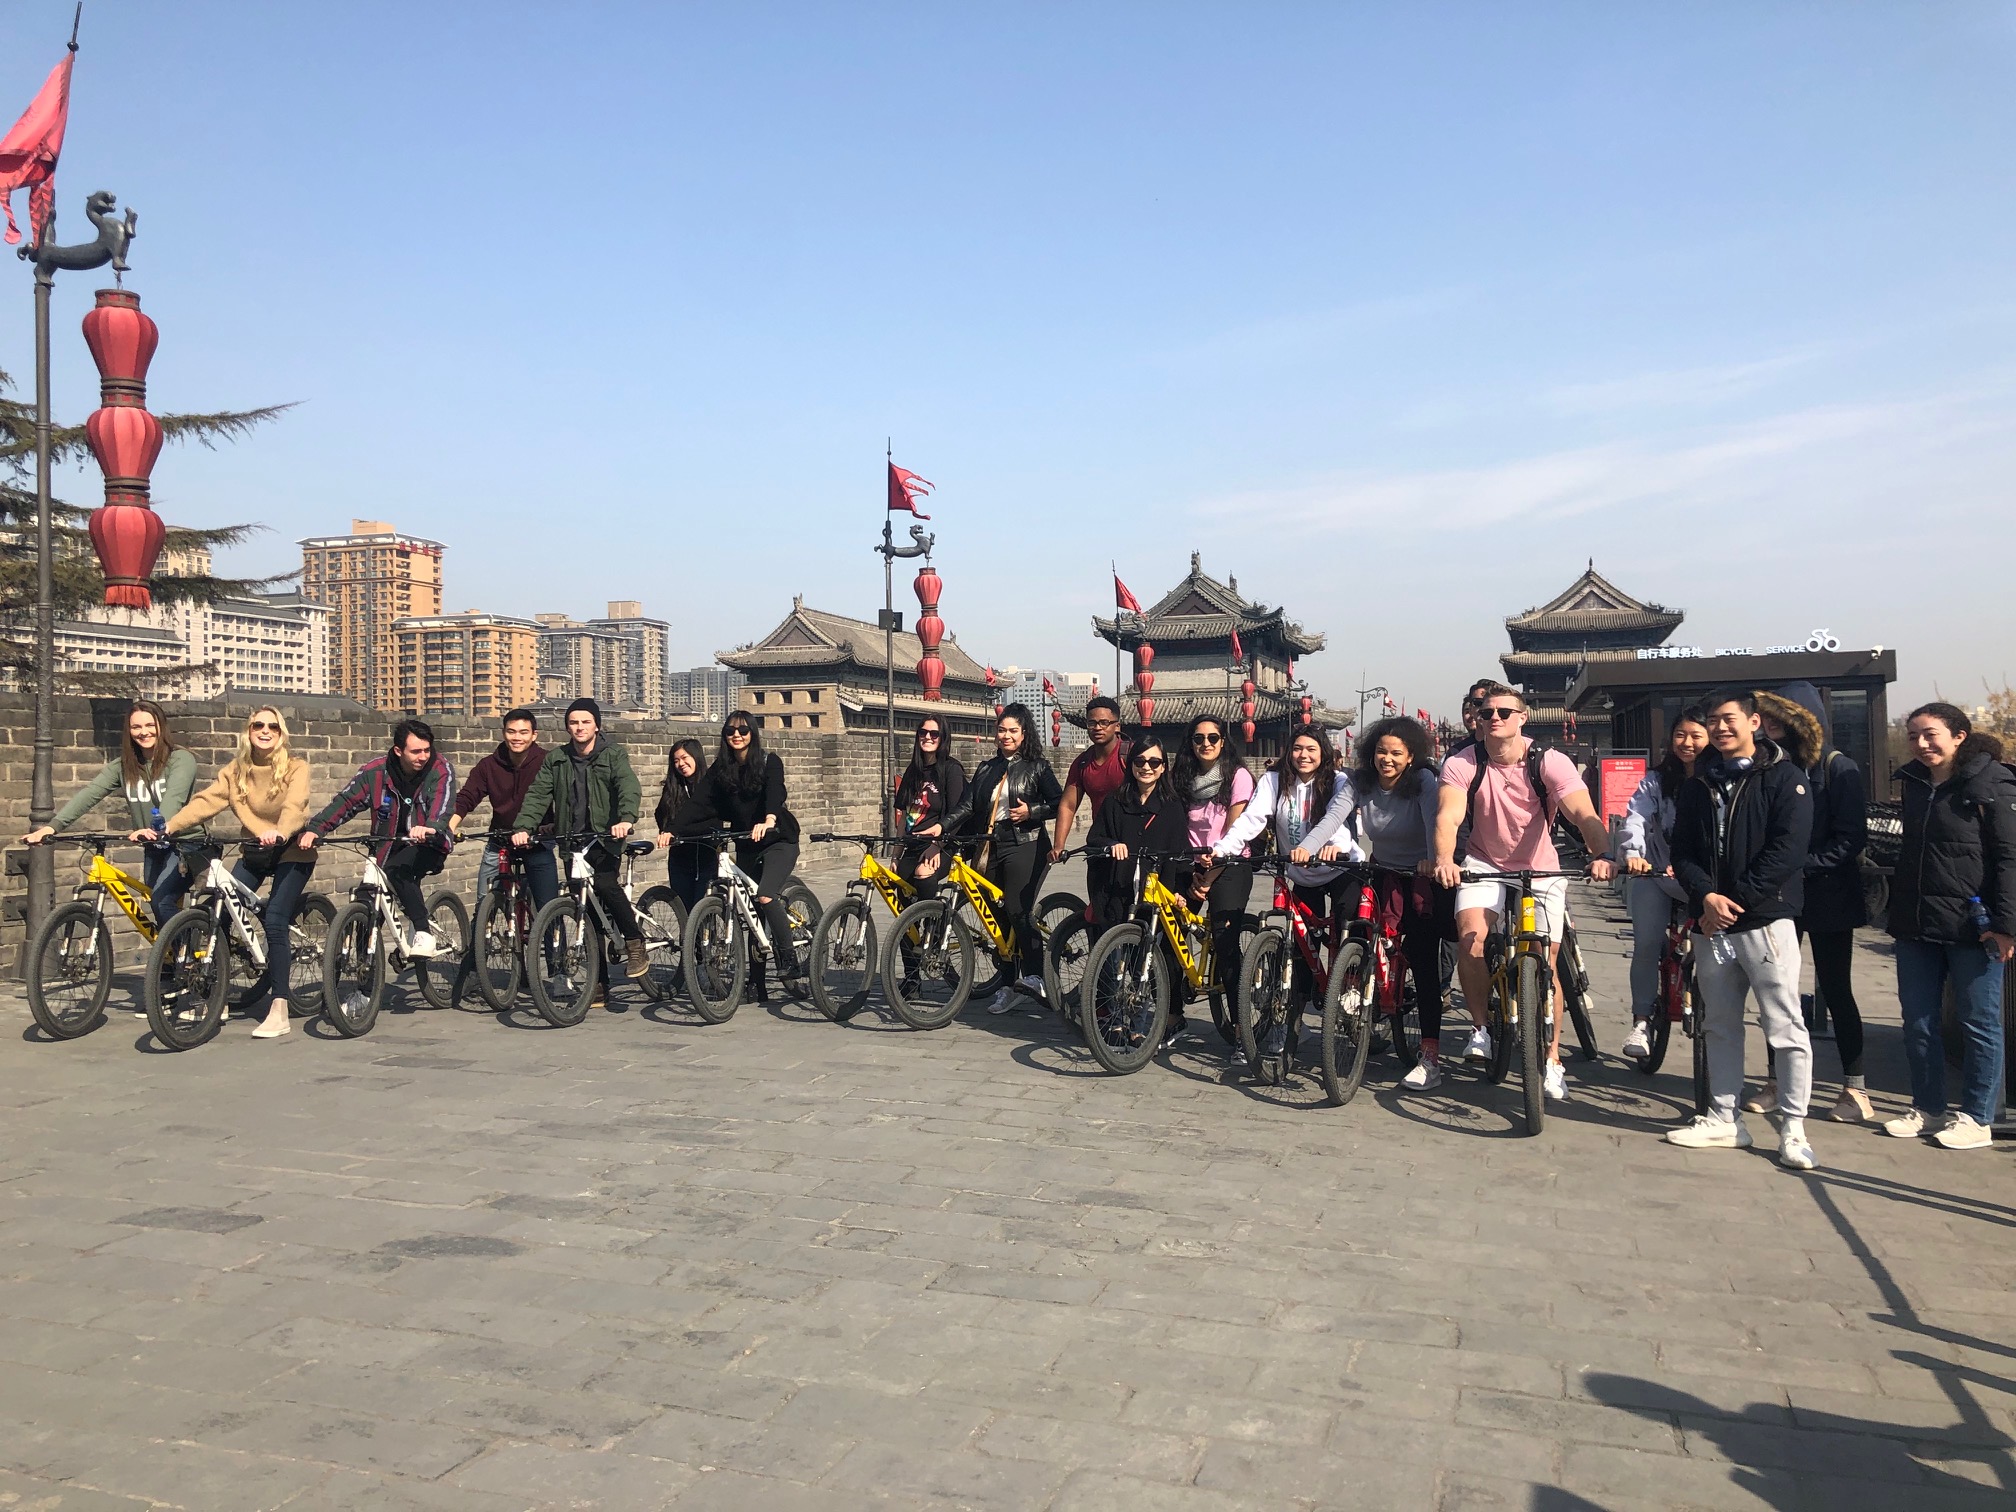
1619, 708, 1710, 1060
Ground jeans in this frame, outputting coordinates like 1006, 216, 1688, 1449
1895, 937, 2007, 1125
481, 841, 560, 911
1627, 875, 1687, 1020
739, 841, 798, 974
584, 840, 642, 943
143, 845, 192, 926
1694, 917, 1810, 1121
231, 852, 315, 1007
382, 843, 445, 930
665, 842, 712, 913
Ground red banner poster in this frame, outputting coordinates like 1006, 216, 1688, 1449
1599, 756, 1648, 821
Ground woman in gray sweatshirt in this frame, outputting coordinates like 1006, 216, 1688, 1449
1348, 718, 1448, 1088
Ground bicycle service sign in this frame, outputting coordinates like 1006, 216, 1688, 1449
1636, 630, 1844, 661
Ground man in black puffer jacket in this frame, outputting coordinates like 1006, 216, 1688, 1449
1667, 690, 1816, 1169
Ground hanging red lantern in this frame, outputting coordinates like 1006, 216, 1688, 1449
917, 657, 945, 700
913, 565, 942, 615
86, 405, 163, 485
1241, 677, 1256, 701
1241, 718, 1256, 745
90, 493, 167, 611
81, 289, 158, 389
1051, 708, 1062, 747
82, 289, 166, 609
1134, 643, 1155, 676
1137, 695, 1154, 726
1299, 694, 1313, 727
1136, 669, 1154, 695
912, 565, 945, 701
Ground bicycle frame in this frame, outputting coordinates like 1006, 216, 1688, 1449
195, 856, 271, 972
1659, 909, 1692, 1022
944, 849, 1015, 962
1257, 871, 1337, 1000
561, 841, 672, 958
70, 848, 158, 942
855, 846, 915, 917
706, 843, 780, 961
1486, 876, 1555, 1035
1141, 867, 1217, 993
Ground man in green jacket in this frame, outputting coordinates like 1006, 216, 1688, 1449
511, 698, 647, 977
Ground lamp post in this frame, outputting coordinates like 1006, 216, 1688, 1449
876, 513, 932, 840
1356, 681, 1388, 740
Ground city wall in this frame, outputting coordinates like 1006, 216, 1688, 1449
0, 694, 1072, 973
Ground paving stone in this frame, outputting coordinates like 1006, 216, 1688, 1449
449, 1442, 692, 1506
0, 1468, 155, 1510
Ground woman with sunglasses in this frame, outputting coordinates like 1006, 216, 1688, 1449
919, 702, 1063, 1001
149, 708, 314, 1039
893, 717, 967, 895
1170, 715, 1256, 999
1088, 734, 1182, 932
694, 715, 804, 989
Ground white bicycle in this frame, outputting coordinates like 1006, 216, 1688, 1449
319, 836, 469, 1038
680, 831, 821, 1023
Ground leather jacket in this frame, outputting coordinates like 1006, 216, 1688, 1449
941, 752, 1063, 846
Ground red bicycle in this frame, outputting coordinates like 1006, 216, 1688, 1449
1635, 897, 1709, 1115
1236, 857, 1345, 1086
1319, 865, 1429, 1106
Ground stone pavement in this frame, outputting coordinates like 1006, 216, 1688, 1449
1, 868, 2011, 1511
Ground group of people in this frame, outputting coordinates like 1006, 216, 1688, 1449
24, 680, 2013, 1162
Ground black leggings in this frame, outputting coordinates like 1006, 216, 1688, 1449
585, 842, 642, 941
1804, 925, 1865, 1079
989, 838, 1049, 974
740, 841, 800, 975
384, 843, 444, 929
1376, 873, 1447, 1046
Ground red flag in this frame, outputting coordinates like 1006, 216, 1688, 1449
1230, 627, 1244, 664
1416, 707, 1429, 723
1041, 676, 1056, 698
1114, 574, 1142, 613
0, 53, 75, 247
1383, 694, 1398, 713
888, 462, 933, 519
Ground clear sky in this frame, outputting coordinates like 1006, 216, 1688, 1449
4, 2, 2011, 719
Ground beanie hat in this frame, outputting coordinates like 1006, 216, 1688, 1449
566, 697, 602, 726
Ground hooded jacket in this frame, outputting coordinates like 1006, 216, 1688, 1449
1755, 684, 1867, 931
1887, 739, 2016, 944
513, 735, 640, 845
308, 751, 458, 864
1670, 733, 1813, 932
453, 741, 548, 834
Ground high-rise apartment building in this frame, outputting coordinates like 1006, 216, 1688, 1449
10, 591, 334, 700
300, 520, 445, 709
393, 611, 541, 719
587, 601, 670, 717
666, 665, 747, 723
535, 613, 632, 711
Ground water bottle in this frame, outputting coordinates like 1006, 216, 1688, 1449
148, 803, 168, 851
1969, 895, 1994, 939
1709, 932, 1736, 967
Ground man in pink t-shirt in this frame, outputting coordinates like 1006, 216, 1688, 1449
1433, 683, 1616, 1101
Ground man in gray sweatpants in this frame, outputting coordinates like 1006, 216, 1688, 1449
1666, 689, 1818, 1169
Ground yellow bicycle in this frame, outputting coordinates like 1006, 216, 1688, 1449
878, 837, 1084, 1029
1469, 867, 1581, 1137
804, 833, 918, 1021
23, 834, 194, 1038
1078, 850, 1244, 1074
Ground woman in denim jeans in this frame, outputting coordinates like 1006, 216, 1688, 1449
1882, 703, 2016, 1150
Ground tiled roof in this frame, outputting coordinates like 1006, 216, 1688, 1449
719, 601, 989, 684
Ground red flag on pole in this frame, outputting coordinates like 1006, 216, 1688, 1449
1416, 707, 1430, 724
1113, 573, 1142, 613
1229, 627, 1244, 664
1041, 676, 1056, 698
888, 462, 933, 519
0, 52, 75, 247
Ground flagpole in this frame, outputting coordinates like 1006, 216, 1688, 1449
1110, 561, 1121, 702
883, 442, 894, 837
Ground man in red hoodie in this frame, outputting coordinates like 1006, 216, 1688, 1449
449, 708, 559, 909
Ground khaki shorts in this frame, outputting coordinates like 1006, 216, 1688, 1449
1453, 861, 1568, 944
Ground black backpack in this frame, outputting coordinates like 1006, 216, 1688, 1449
1464, 741, 1559, 828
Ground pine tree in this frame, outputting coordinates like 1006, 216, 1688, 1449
0, 364, 292, 691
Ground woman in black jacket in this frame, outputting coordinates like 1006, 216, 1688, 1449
1882, 702, 2016, 1150
892, 716, 966, 898
653, 738, 712, 911
1087, 733, 1182, 932
697, 715, 804, 985
917, 702, 1063, 1000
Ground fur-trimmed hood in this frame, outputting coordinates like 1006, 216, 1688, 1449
1754, 688, 1825, 769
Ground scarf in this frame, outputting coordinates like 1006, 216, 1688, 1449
1189, 764, 1226, 805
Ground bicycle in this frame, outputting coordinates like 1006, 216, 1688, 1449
1076, 849, 1245, 1075
1558, 917, 1600, 1062
317, 835, 470, 1037
23, 833, 204, 1038
144, 851, 335, 1051
877, 837, 1085, 1030
1237, 857, 1348, 1088
524, 832, 688, 1026
679, 831, 822, 1024
1463, 866, 1583, 1136
803, 832, 917, 1022
1634, 898, 1709, 1115
1317, 864, 1437, 1107
467, 830, 562, 1012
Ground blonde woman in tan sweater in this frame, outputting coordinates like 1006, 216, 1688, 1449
143, 707, 317, 1039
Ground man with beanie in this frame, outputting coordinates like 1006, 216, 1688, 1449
1666, 689, 1818, 1169
511, 698, 648, 978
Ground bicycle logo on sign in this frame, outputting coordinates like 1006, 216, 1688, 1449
1760, 628, 1842, 656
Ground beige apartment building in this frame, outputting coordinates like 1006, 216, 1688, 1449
535, 612, 633, 712
300, 520, 445, 709
392, 611, 541, 720
586, 601, 670, 717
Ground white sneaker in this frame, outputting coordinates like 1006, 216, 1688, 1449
1778, 1118, 1817, 1171
1883, 1108, 1933, 1139
1666, 1115, 1753, 1149
1017, 973, 1045, 996
1460, 1026, 1493, 1061
406, 929, 438, 960
1621, 1021, 1654, 1059
1401, 1058, 1443, 1091
1543, 1061, 1569, 1101
1934, 1113, 1992, 1151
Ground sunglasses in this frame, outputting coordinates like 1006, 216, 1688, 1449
1192, 732, 1223, 747
917, 730, 942, 742
1133, 756, 1166, 770
247, 720, 280, 732
1478, 707, 1521, 722
725, 726, 752, 737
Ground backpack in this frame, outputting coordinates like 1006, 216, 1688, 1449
1465, 741, 1559, 830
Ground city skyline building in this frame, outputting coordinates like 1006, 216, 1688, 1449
587, 601, 670, 717
393, 610, 542, 721
666, 665, 747, 724
299, 520, 446, 709
535, 612, 634, 712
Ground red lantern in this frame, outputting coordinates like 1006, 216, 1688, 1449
1241, 678, 1255, 700
1138, 696, 1155, 726
913, 565, 941, 615
1241, 719, 1256, 745
912, 565, 945, 700
1051, 708, 1062, 747
1134, 643, 1155, 676
81, 289, 158, 388
917, 657, 945, 699
1299, 694, 1313, 727
86, 405, 163, 485
1136, 669, 1154, 695
90, 496, 167, 610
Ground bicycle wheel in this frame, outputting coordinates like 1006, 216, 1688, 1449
635, 886, 687, 1003
26, 900, 114, 1038
288, 892, 336, 1014
1640, 953, 1678, 1075
414, 890, 471, 1010
471, 886, 524, 1011
528, 896, 601, 1027
1236, 927, 1291, 1083
1042, 914, 1092, 1026
1386, 948, 1422, 1073
1516, 952, 1547, 1136
1318, 939, 1373, 1106
1078, 924, 1169, 1074
1560, 922, 1598, 1062
144, 909, 230, 1051
322, 902, 387, 1038
808, 894, 876, 1022
682, 894, 747, 1024
1686, 964, 1710, 1117
880, 897, 975, 1029
1036, 891, 1085, 940
779, 880, 822, 975
1207, 915, 1255, 1047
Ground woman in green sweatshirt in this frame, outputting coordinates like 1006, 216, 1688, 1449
21, 700, 204, 923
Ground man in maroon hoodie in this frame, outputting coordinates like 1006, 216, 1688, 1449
449, 708, 559, 909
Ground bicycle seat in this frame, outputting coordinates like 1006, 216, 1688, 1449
624, 839, 656, 857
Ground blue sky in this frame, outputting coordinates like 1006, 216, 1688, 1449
4, 2, 2011, 718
